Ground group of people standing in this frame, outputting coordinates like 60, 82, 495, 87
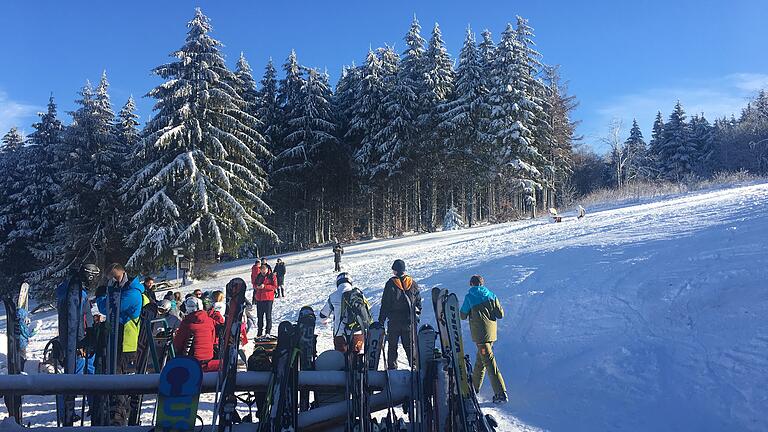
319, 258, 509, 404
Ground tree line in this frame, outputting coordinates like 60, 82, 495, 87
570, 93, 768, 197
0, 9, 582, 296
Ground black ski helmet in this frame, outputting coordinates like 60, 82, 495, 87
79, 263, 100, 282
336, 272, 352, 287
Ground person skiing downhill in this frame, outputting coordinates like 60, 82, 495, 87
460, 275, 508, 404
378, 259, 421, 369
332, 241, 344, 272
320, 272, 371, 353
251, 263, 278, 336
55, 263, 100, 425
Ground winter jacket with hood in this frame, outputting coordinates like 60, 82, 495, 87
379, 274, 422, 324
173, 309, 217, 364
460, 285, 504, 343
320, 282, 365, 337
252, 270, 278, 302
99, 274, 146, 353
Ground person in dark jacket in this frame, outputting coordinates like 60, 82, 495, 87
378, 259, 421, 369
460, 275, 507, 404
143, 277, 158, 303
274, 259, 286, 298
56, 263, 99, 425
251, 264, 277, 336
173, 297, 220, 372
333, 242, 344, 272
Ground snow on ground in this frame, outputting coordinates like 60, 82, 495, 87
2, 182, 768, 431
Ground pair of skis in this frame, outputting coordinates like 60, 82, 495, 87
431, 287, 497, 432
3, 294, 22, 423
55, 278, 84, 427
259, 305, 316, 432
212, 278, 248, 432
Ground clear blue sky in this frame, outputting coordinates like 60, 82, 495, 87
1, 0, 766, 152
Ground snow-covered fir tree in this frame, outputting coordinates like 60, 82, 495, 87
489, 23, 544, 213
39, 74, 125, 281
351, 49, 387, 178
442, 206, 464, 231
688, 114, 715, 177
272, 50, 307, 179
256, 59, 280, 154
124, 8, 274, 269
648, 111, 665, 175
1, 127, 24, 151
623, 119, 648, 181
16, 97, 64, 280
0, 127, 28, 291
657, 101, 696, 180
438, 26, 493, 221
234, 53, 260, 118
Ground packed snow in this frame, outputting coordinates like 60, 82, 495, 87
2, 182, 767, 431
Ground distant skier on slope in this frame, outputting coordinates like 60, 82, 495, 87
320, 272, 371, 353
460, 274, 508, 404
578, 205, 586, 219
378, 259, 421, 369
333, 240, 344, 272
274, 258, 286, 298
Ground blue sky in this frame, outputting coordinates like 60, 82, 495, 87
1, 1, 766, 152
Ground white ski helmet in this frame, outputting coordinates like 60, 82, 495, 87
184, 296, 203, 313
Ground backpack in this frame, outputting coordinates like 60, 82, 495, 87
339, 287, 372, 332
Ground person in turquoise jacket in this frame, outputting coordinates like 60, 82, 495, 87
460, 274, 508, 404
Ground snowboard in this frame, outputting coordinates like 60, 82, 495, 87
155, 356, 203, 432
297, 306, 316, 412
17, 282, 29, 310
215, 278, 248, 431
261, 320, 299, 432
55, 279, 82, 427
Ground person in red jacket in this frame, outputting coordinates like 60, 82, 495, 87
251, 263, 277, 336
173, 297, 220, 372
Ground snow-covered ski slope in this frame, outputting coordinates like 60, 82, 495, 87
2, 182, 768, 431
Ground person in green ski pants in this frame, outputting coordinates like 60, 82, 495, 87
460, 274, 508, 404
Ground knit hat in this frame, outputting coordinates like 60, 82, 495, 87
391, 259, 406, 274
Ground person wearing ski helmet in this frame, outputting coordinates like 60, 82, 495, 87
460, 274, 507, 404
378, 259, 422, 369
320, 272, 371, 353
55, 263, 100, 425
173, 296, 220, 372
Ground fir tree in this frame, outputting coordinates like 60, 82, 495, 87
0, 127, 27, 291
648, 111, 664, 175
234, 52, 260, 118
624, 119, 648, 180
657, 101, 695, 180
39, 74, 124, 281
1, 127, 24, 151
124, 8, 274, 269
489, 22, 544, 210
17, 97, 64, 280
256, 59, 280, 153
688, 114, 714, 176
350, 49, 386, 178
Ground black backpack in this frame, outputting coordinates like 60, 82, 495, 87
340, 287, 372, 332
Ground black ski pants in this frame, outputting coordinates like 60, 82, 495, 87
256, 300, 273, 336
386, 319, 413, 369
109, 351, 136, 426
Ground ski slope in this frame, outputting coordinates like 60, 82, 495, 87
2, 182, 768, 431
